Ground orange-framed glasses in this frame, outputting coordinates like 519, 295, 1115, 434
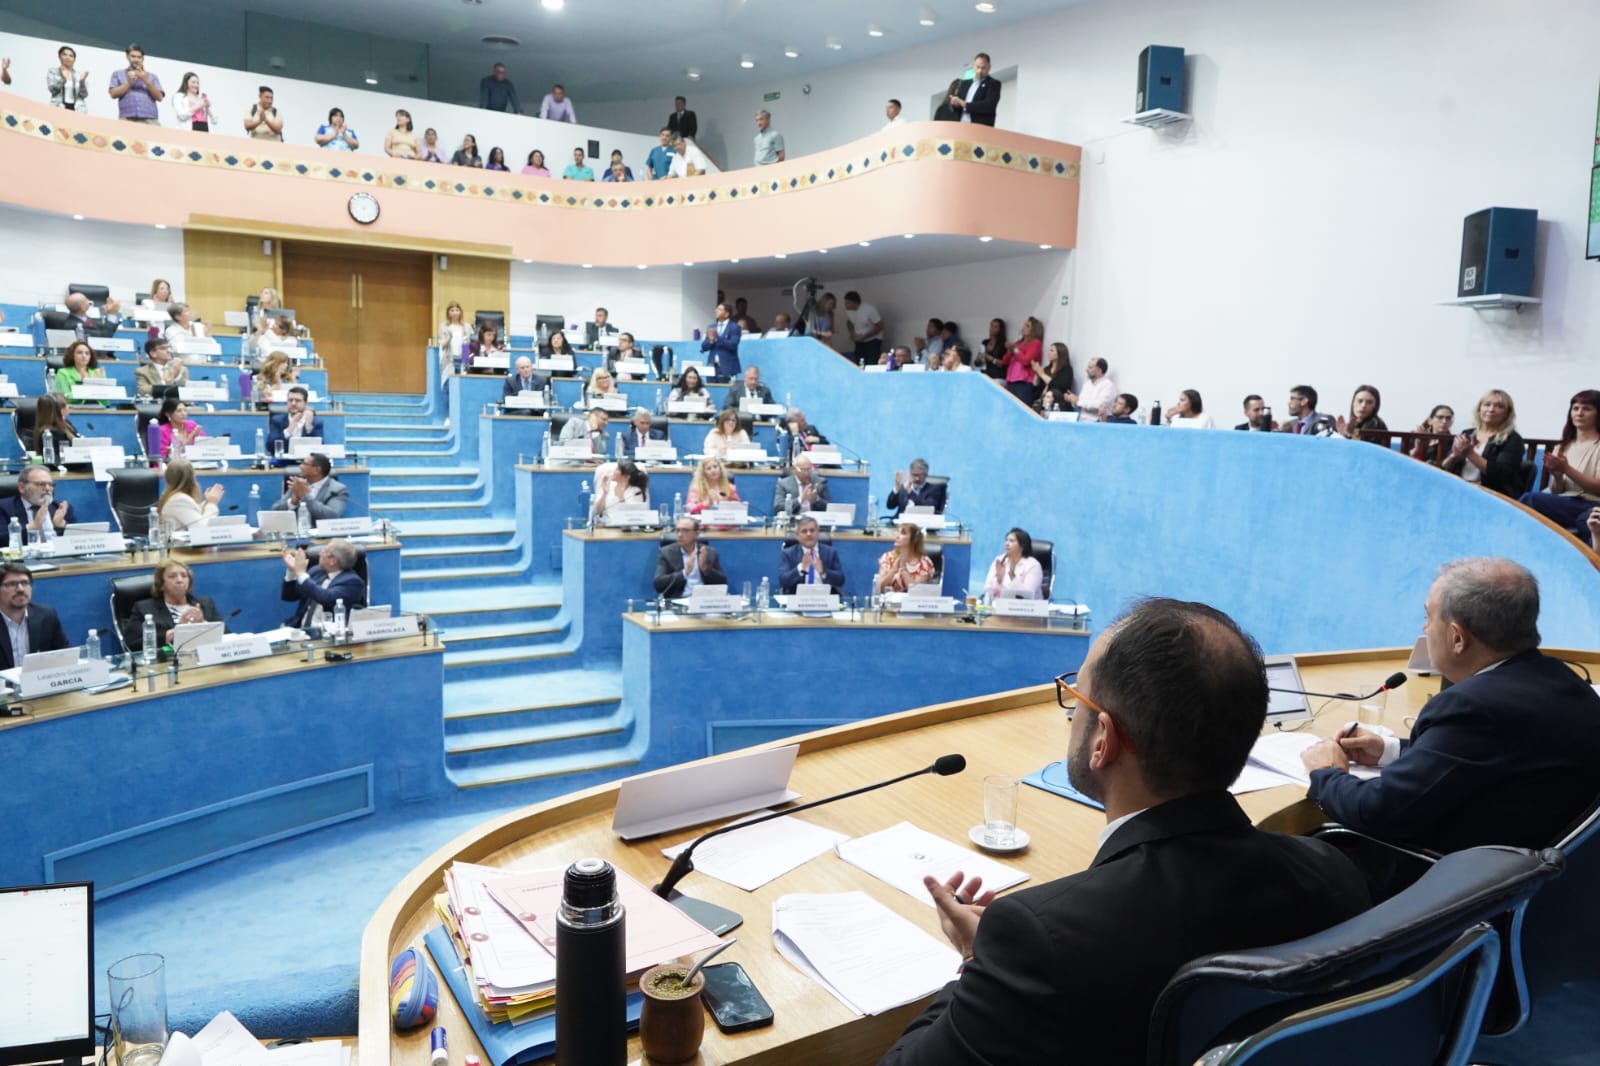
1054, 671, 1138, 754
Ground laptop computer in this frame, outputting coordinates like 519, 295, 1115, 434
1263, 655, 1313, 725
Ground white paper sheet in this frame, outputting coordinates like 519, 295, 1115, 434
189, 1011, 270, 1066
833, 822, 1028, 906
773, 892, 961, 1015
662, 813, 849, 891
1247, 731, 1380, 788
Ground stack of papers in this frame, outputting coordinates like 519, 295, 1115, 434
773, 892, 961, 1015
1236, 732, 1381, 793
834, 822, 1029, 905
159, 1011, 346, 1066
662, 814, 849, 891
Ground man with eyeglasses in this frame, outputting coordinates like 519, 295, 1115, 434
0, 564, 70, 671
0, 465, 76, 548
880, 598, 1368, 1066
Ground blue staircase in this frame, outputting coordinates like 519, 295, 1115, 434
342, 391, 640, 789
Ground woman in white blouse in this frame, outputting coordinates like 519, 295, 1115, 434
701, 407, 750, 459
46, 45, 90, 110
163, 303, 205, 347
157, 460, 225, 534
590, 459, 651, 521
984, 527, 1044, 600
1164, 389, 1215, 429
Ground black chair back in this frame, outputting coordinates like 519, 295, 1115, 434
925, 475, 950, 510
10, 398, 37, 454
737, 413, 755, 437
474, 310, 507, 335
550, 412, 575, 440
134, 404, 162, 458
106, 467, 164, 536
1149, 845, 1563, 1066
649, 414, 669, 436
68, 284, 111, 307
39, 310, 73, 333
109, 574, 151, 652
924, 542, 943, 579
45, 353, 66, 372
0, 477, 17, 502
1030, 538, 1055, 599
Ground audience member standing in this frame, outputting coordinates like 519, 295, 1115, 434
645, 128, 675, 179
385, 110, 419, 158
243, 85, 283, 140
753, 110, 786, 166
667, 96, 698, 140
540, 84, 576, 123
1442, 390, 1523, 495
173, 72, 213, 131
948, 52, 1000, 126
700, 303, 742, 380
1002, 316, 1043, 404
883, 98, 905, 129
46, 45, 90, 110
479, 63, 522, 114
843, 291, 883, 367
315, 108, 359, 151
108, 43, 165, 124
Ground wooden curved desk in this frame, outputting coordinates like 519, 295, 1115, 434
358, 650, 1442, 1065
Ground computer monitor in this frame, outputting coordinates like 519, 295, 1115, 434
0, 881, 94, 1066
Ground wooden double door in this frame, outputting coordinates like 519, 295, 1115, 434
282, 244, 431, 394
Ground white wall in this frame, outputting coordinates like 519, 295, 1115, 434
0, 204, 184, 306
506, 262, 718, 342
592, 0, 1600, 439
0, 29, 660, 172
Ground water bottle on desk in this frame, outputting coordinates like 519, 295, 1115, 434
239, 368, 253, 406
84, 629, 100, 662
672, 492, 683, 521
555, 859, 627, 1066
297, 501, 311, 538
246, 484, 261, 527
331, 597, 346, 641
867, 494, 879, 532
757, 576, 770, 616
139, 614, 157, 667
172, 432, 185, 460
147, 506, 162, 552
146, 421, 162, 464
6, 518, 20, 559
254, 427, 265, 461
579, 480, 592, 528
41, 429, 55, 467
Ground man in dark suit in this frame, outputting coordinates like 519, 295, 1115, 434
653, 516, 727, 597
1234, 393, 1271, 431
1106, 392, 1139, 424
722, 365, 775, 410
880, 599, 1369, 1066
0, 465, 76, 548
947, 52, 1001, 127
619, 408, 666, 458
0, 562, 70, 670
700, 303, 741, 381
502, 356, 550, 407
64, 292, 121, 339
667, 95, 697, 140
772, 454, 830, 517
267, 385, 323, 451
778, 515, 844, 595
270, 453, 348, 522
887, 459, 945, 516
584, 307, 620, 348
1305, 557, 1600, 856
281, 539, 366, 628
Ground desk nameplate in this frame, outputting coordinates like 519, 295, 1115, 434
188, 525, 256, 547
351, 616, 420, 642
195, 635, 274, 667
20, 659, 111, 699
316, 517, 374, 537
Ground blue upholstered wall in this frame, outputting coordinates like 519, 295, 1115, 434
740, 338, 1600, 653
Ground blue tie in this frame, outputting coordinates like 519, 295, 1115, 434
807, 551, 816, 584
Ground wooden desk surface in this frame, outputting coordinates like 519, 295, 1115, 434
360, 649, 1475, 1065
25, 538, 401, 582
518, 463, 870, 480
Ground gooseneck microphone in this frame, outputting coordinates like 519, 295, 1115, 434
653, 753, 966, 899
1271, 670, 1408, 702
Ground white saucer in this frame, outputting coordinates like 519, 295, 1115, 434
969, 824, 1030, 853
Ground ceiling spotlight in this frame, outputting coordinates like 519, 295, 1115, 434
522, 258, 532, 264
72, 214, 84, 221
978, 235, 994, 242
363, 72, 378, 85
1039, 243, 1053, 249
903, 233, 915, 239
818, 249, 829, 254
858, 241, 871, 247
975, 1, 997, 11
919, 7, 938, 25
867, 24, 885, 37
541, 0, 564, 9
784, 46, 800, 58
686, 68, 702, 80
637, 264, 648, 270
683, 260, 695, 267
775, 253, 787, 259
581, 263, 593, 269
731, 258, 741, 264
825, 37, 843, 51
740, 55, 756, 69
154, 224, 168, 230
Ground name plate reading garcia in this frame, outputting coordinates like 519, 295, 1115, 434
992, 597, 1051, 619
187, 524, 256, 547
315, 516, 374, 536
20, 659, 111, 699
195, 635, 274, 667
57, 532, 126, 555
350, 615, 420, 642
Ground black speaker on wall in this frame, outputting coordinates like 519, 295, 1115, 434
1458, 207, 1537, 297
1137, 46, 1185, 113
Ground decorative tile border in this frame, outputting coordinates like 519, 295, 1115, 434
2, 106, 1079, 214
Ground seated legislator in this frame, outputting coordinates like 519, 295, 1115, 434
1303, 557, 1600, 856
503, 356, 550, 404
585, 307, 620, 348
607, 333, 645, 379
54, 341, 107, 404
784, 408, 829, 448
686, 458, 740, 514
1518, 390, 1600, 536
270, 452, 349, 521
1106, 393, 1139, 424
156, 399, 207, 459
64, 292, 120, 339
667, 367, 713, 418
880, 599, 1369, 1066
281, 539, 366, 628
122, 559, 224, 656
778, 515, 845, 595
699, 303, 742, 380
254, 350, 298, 401
887, 458, 946, 516
590, 459, 650, 522
30, 395, 78, 455
584, 367, 622, 407
157, 459, 225, 535
0, 563, 70, 670
1409, 404, 1456, 467
163, 303, 206, 349
874, 523, 937, 593
653, 516, 727, 597
619, 408, 666, 458
244, 314, 298, 366
701, 408, 751, 460
1062, 357, 1115, 422
268, 386, 322, 449
984, 527, 1043, 600
135, 338, 188, 397
0, 465, 76, 546
1439, 390, 1523, 494
558, 409, 610, 458
463, 323, 507, 369
543, 329, 577, 363
772, 453, 830, 517
722, 365, 775, 410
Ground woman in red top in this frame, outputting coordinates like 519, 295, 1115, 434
874, 523, 937, 593
1002, 316, 1044, 406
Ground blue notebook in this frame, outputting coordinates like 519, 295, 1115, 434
421, 925, 644, 1066
1021, 760, 1105, 811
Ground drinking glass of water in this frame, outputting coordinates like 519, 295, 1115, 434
1358, 688, 1387, 728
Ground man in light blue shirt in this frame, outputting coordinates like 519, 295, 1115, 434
645, 128, 675, 180
753, 110, 786, 166
562, 147, 594, 181
540, 84, 577, 123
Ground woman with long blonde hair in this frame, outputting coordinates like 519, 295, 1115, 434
686, 457, 740, 513
874, 523, 937, 593
157, 458, 225, 533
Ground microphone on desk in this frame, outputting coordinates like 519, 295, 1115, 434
1270, 671, 1408, 702
652, 753, 967, 903
161, 608, 243, 684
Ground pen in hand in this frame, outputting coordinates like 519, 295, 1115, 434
1339, 722, 1360, 741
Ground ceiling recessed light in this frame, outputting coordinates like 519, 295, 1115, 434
683, 260, 695, 267
784, 46, 800, 58
867, 23, 885, 37
731, 258, 741, 264
363, 73, 378, 85
978, 235, 994, 242
825, 37, 843, 50
522, 258, 532, 264
154, 224, 168, 230
637, 264, 648, 270
858, 241, 871, 247
541, 0, 564, 9
72, 214, 84, 221
581, 263, 593, 269
480, 34, 521, 48
818, 249, 829, 254
1039, 243, 1053, 249
686, 68, 702, 80
903, 233, 915, 239
919, 7, 938, 25
739, 55, 756, 69
975, 1, 996, 11
775, 253, 787, 259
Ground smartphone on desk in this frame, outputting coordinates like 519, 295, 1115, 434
701, 962, 774, 1033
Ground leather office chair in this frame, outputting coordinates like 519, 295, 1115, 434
44, 353, 66, 373
67, 283, 111, 307
0, 477, 17, 502
39, 310, 74, 334
1147, 845, 1562, 1066
1030, 538, 1054, 600
1192, 924, 1503, 1065
10, 398, 37, 455
925, 475, 950, 512
106, 467, 163, 536
549, 411, 575, 441
474, 311, 507, 335
133, 403, 162, 458
109, 574, 152, 654
649, 414, 669, 437
736, 412, 755, 438
651, 345, 673, 381
924, 542, 944, 580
